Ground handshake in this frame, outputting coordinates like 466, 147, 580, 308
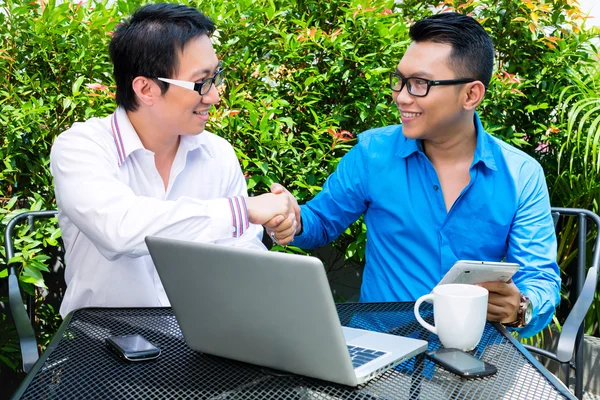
245, 183, 300, 246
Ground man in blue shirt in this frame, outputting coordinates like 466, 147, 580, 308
266, 12, 560, 338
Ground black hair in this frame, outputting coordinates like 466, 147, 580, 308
109, 3, 215, 111
409, 12, 494, 88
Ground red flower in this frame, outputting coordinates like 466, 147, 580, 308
86, 83, 109, 91
329, 129, 354, 149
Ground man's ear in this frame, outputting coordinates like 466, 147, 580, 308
462, 81, 486, 111
132, 76, 160, 106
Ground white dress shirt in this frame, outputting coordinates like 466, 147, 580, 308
51, 107, 266, 317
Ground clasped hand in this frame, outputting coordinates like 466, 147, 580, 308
244, 183, 300, 246
263, 183, 300, 246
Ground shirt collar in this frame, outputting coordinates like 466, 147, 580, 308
395, 135, 422, 159
179, 131, 214, 159
111, 107, 144, 167
395, 112, 498, 171
472, 112, 497, 171
111, 107, 212, 167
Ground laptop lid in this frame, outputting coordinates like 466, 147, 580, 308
146, 236, 359, 386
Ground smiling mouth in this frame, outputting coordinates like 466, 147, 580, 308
401, 111, 422, 118
193, 110, 209, 115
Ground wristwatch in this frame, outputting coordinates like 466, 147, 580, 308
504, 294, 532, 328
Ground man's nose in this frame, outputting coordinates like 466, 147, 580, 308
394, 84, 414, 105
202, 83, 220, 104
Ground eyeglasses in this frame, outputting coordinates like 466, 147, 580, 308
389, 72, 476, 97
156, 64, 224, 96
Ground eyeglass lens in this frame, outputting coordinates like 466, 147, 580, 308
390, 74, 428, 96
200, 69, 225, 95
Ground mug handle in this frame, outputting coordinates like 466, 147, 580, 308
414, 294, 437, 334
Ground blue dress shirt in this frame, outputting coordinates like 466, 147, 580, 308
292, 114, 561, 338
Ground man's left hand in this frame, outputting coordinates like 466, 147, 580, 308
264, 212, 297, 246
477, 280, 521, 324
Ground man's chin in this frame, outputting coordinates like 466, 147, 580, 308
182, 123, 207, 135
401, 128, 424, 140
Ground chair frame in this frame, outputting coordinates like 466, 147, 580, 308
522, 207, 600, 400
4, 210, 58, 372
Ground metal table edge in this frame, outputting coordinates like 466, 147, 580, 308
493, 322, 577, 400
10, 311, 75, 400
9, 305, 577, 400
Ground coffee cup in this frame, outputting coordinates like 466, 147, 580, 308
414, 284, 488, 351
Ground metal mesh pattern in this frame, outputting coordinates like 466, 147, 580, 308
16, 304, 571, 399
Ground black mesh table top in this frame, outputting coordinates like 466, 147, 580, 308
12, 303, 574, 399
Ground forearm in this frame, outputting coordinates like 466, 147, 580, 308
58, 190, 245, 260
291, 205, 333, 249
291, 146, 369, 249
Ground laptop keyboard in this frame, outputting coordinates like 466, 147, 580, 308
347, 345, 388, 368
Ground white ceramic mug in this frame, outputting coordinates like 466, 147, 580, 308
414, 284, 489, 351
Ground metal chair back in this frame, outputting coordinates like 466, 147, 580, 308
4, 210, 58, 372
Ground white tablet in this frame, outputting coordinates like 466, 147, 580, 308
437, 260, 520, 286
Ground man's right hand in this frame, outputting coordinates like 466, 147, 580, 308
270, 183, 300, 223
245, 193, 294, 225
263, 183, 301, 246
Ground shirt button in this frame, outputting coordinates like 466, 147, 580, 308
229, 226, 236, 233
433, 185, 439, 191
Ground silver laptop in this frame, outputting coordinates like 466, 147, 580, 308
146, 236, 428, 386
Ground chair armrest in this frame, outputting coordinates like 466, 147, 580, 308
522, 344, 562, 363
556, 266, 598, 363
7, 268, 39, 372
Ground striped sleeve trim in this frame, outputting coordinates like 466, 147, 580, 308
239, 196, 250, 230
227, 196, 249, 238
110, 113, 126, 166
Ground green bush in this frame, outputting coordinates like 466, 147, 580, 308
0, 0, 598, 374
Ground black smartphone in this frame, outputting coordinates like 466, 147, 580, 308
426, 348, 497, 378
105, 334, 161, 362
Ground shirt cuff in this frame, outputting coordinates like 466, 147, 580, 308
227, 195, 249, 238
185, 196, 251, 242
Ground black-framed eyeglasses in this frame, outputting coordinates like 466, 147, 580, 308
389, 72, 476, 97
156, 63, 224, 96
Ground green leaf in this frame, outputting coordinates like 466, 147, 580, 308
0, 355, 17, 371
258, 162, 269, 175
72, 76, 85, 96
62, 97, 72, 110
23, 266, 44, 281
5, 196, 18, 210
246, 175, 261, 190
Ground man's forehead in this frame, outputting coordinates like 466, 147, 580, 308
397, 41, 453, 75
175, 36, 219, 78
176, 61, 219, 81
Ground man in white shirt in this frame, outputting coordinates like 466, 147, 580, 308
50, 3, 297, 317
